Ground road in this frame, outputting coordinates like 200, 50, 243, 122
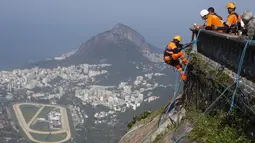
13, 103, 71, 143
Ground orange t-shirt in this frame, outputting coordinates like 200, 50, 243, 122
227, 14, 238, 26
165, 41, 177, 54
166, 42, 177, 54
206, 14, 224, 32
227, 12, 240, 27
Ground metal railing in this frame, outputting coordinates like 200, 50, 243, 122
191, 29, 255, 83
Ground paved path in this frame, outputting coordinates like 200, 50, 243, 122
27, 105, 44, 126
13, 103, 71, 143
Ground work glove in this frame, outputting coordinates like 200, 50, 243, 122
189, 40, 196, 45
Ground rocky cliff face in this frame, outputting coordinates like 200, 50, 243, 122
119, 51, 255, 143
119, 94, 191, 143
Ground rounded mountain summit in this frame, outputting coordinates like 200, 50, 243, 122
30, 23, 162, 68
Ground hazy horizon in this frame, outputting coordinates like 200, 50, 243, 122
0, 0, 254, 70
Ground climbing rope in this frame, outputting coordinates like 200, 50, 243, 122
170, 29, 201, 113
172, 82, 236, 142
157, 29, 201, 127
172, 39, 255, 143
229, 40, 255, 113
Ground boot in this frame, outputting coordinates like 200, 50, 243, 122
181, 73, 187, 81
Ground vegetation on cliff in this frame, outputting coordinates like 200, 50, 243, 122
127, 110, 152, 130
123, 49, 254, 143
183, 53, 252, 142
186, 109, 251, 143
127, 106, 166, 131
152, 51, 252, 142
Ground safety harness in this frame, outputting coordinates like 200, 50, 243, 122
164, 42, 194, 65
226, 12, 242, 34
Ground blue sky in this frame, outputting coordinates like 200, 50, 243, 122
0, 0, 254, 69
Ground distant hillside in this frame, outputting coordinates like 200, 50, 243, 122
28, 23, 162, 69
24, 23, 165, 84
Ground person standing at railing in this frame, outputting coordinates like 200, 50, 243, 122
194, 9, 224, 33
217, 2, 243, 35
225, 2, 242, 35
208, 7, 223, 21
238, 11, 255, 40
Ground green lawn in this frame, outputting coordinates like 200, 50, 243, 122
30, 132, 67, 142
19, 104, 41, 123
37, 106, 55, 119
30, 121, 59, 132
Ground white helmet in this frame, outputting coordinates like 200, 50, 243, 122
200, 9, 209, 17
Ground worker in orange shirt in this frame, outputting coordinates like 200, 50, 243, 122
208, 7, 223, 20
164, 35, 190, 81
195, 9, 224, 33
217, 2, 243, 35
226, 2, 242, 35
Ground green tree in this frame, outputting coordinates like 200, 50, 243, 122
127, 121, 133, 129
127, 110, 152, 130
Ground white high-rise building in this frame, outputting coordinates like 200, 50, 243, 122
132, 105, 137, 110
131, 96, 135, 102
83, 64, 89, 74
123, 86, 132, 94
138, 94, 144, 102
59, 87, 64, 95
124, 96, 130, 101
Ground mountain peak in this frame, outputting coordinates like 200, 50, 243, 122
110, 23, 146, 48
28, 23, 162, 68
112, 23, 130, 29
112, 23, 137, 33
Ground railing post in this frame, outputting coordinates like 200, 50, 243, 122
190, 28, 198, 53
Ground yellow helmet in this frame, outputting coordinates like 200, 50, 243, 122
173, 35, 182, 42
226, 2, 236, 9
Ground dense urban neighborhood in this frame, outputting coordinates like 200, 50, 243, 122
0, 59, 173, 142
0, 22, 174, 142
